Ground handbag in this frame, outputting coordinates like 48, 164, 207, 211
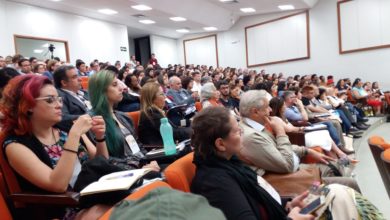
74, 156, 143, 208
263, 166, 321, 196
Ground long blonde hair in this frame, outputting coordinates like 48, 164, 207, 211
140, 82, 165, 120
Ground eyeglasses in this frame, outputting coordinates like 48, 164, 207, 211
35, 96, 63, 105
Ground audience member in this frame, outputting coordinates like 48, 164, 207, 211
54, 65, 91, 132
138, 82, 191, 145
88, 70, 160, 171
200, 82, 222, 109
166, 76, 195, 106
43, 59, 60, 81
0, 74, 109, 218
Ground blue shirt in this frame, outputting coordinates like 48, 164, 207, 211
166, 89, 194, 106
284, 105, 303, 121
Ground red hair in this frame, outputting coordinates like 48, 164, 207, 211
0, 75, 52, 142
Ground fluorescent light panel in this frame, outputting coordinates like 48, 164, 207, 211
132, 4, 152, 11
240, 8, 256, 13
170, 17, 187, 22
176, 29, 189, 33
139, 19, 155, 24
278, 5, 295, 10
98, 8, 118, 15
34, 49, 43, 53
203, 27, 217, 31
219, 0, 235, 2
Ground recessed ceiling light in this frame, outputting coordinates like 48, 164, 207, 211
203, 27, 217, 31
139, 19, 155, 24
278, 5, 295, 10
42, 43, 49, 47
240, 8, 256, 13
219, 0, 236, 2
170, 17, 187, 22
34, 49, 43, 54
176, 29, 189, 33
50, 0, 62, 2
98, 9, 118, 15
131, 4, 152, 11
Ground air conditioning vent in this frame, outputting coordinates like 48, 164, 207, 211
220, 0, 239, 4
132, 14, 145, 18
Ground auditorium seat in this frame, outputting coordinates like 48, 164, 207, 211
0, 191, 12, 220
127, 111, 140, 135
80, 76, 89, 90
164, 152, 195, 192
369, 135, 390, 150
0, 139, 79, 219
380, 149, 390, 198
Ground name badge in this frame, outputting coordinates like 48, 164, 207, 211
180, 119, 186, 127
125, 135, 140, 154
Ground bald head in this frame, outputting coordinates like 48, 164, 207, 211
169, 76, 182, 91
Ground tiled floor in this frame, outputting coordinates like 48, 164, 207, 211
354, 117, 390, 219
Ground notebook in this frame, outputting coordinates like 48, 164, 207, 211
80, 168, 152, 196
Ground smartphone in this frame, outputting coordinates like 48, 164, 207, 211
300, 196, 325, 214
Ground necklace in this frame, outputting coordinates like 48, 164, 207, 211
42, 128, 59, 154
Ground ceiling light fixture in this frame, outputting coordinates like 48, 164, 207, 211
34, 49, 43, 54
219, 0, 237, 2
240, 7, 256, 13
203, 27, 217, 31
50, 0, 62, 2
170, 17, 187, 22
278, 5, 295, 10
131, 4, 152, 11
139, 19, 155, 24
176, 29, 189, 33
98, 9, 118, 15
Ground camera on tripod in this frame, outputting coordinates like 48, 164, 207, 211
48, 44, 55, 52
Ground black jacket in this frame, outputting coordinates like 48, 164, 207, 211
56, 88, 89, 132
138, 108, 191, 145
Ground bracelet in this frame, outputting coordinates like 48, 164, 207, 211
63, 148, 78, 154
94, 135, 106, 143
304, 148, 309, 156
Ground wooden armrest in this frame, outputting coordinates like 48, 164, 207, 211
10, 191, 79, 206
290, 121, 310, 127
143, 145, 163, 150
281, 194, 296, 201
287, 131, 305, 146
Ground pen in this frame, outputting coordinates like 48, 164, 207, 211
105, 173, 134, 180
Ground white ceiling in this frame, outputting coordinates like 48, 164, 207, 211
9, 0, 319, 39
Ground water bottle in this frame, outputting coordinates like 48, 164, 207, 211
160, 118, 177, 155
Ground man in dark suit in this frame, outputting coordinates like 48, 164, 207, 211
53, 65, 91, 131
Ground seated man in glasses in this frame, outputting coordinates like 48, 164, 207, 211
53, 65, 92, 132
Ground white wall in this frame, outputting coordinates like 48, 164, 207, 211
0, 0, 129, 64
184, 35, 218, 67
178, 0, 390, 90
150, 35, 179, 68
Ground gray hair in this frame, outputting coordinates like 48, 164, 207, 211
168, 76, 180, 85
201, 76, 211, 85
239, 90, 268, 117
200, 82, 216, 102
282, 90, 295, 101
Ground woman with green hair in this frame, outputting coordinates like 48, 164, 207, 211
88, 70, 160, 172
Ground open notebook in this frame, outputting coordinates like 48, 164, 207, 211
80, 168, 152, 196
